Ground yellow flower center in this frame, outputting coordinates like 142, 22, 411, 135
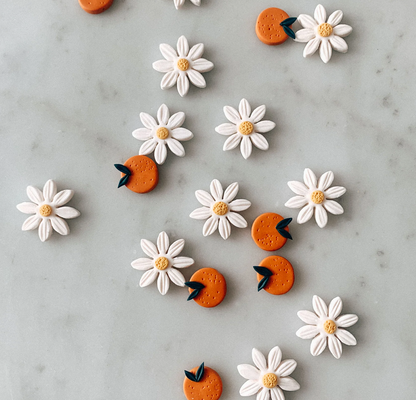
212, 201, 228, 216
318, 23, 333, 37
39, 204, 52, 217
177, 58, 190, 71
154, 257, 169, 271
239, 121, 254, 135
156, 127, 169, 140
262, 373, 278, 389
311, 190, 325, 204
324, 319, 337, 334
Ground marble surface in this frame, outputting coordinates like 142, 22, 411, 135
1, 0, 416, 399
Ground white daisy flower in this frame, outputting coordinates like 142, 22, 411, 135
152, 35, 214, 97
295, 4, 352, 63
16, 179, 80, 242
296, 295, 358, 359
237, 347, 300, 400
132, 104, 193, 165
131, 231, 194, 295
285, 168, 346, 228
190, 179, 251, 240
173, 0, 200, 10
215, 99, 276, 159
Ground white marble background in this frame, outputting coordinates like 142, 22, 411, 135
1, 0, 416, 399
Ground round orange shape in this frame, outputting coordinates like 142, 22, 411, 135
188, 268, 227, 308
122, 155, 159, 194
183, 366, 223, 400
256, 8, 291, 45
79, 0, 113, 14
251, 213, 289, 251
257, 256, 294, 295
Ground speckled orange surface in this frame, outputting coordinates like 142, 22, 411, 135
256, 8, 291, 45
188, 268, 227, 308
121, 155, 158, 194
257, 256, 294, 295
183, 366, 223, 400
251, 212, 289, 251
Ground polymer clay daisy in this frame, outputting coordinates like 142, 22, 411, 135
295, 4, 352, 63
173, 0, 200, 10
285, 168, 346, 228
215, 99, 276, 159
16, 179, 80, 242
131, 231, 194, 295
132, 104, 193, 165
237, 347, 300, 400
296, 295, 358, 359
152, 36, 214, 97
190, 179, 251, 240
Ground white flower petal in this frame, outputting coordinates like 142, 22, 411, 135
139, 139, 157, 156
152, 59, 174, 73
191, 58, 214, 72
303, 168, 317, 189
159, 43, 178, 61
131, 258, 153, 271
155, 143, 168, 165
303, 37, 321, 57
22, 215, 41, 231
223, 182, 239, 203
166, 138, 185, 157
172, 257, 194, 268
297, 205, 313, 224
328, 335, 342, 359
168, 111, 186, 130
240, 380, 261, 397
53, 190, 74, 207
140, 112, 157, 129
229, 199, 251, 212
17, 202, 37, 214
51, 216, 69, 236
27, 186, 44, 204
219, 217, 231, 240
188, 43, 204, 60
297, 14, 318, 29
171, 127, 193, 141
328, 297, 343, 319
190, 0, 201, 5
295, 28, 316, 43
187, 69, 206, 88
271, 387, 285, 400
335, 329, 357, 346
140, 239, 158, 258
317, 171, 334, 191
157, 231, 169, 254
319, 39, 332, 63
276, 359, 297, 377
203, 216, 219, 236
330, 36, 348, 53
215, 123, 238, 136
287, 181, 309, 195
252, 348, 267, 370
237, 364, 261, 381
161, 71, 179, 90
313, 295, 328, 318
177, 73, 190, 97
174, 0, 185, 9
324, 186, 346, 199
315, 205, 328, 228
167, 268, 185, 287
310, 333, 327, 356
267, 346, 282, 371
256, 388, 269, 400
254, 120, 275, 133
239, 99, 251, 119
296, 325, 319, 339
223, 134, 242, 151
132, 128, 153, 141
224, 106, 241, 124
250, 133, 269, 151
177, 35, 189, 57
314, 4, 327, 24
241, 136, 252, 159
333, 24, 353, 37
38, 218, 52, 242
157, 271, 170, 295
167, 239, 185, 257
278, 376, 300, 391
140, 269, 158, 287
190, 206, 212, 220
323, 200, 344, 215
55, 206, 80, 219
336, 314, 358, 328
297, 310, 319, 324
227, 212, 247, 228
285, 196, 308, 209
43, 180, 57, 203
250, 105, 266, 123
327, 10, 343, 27
195, 190, 214, 207
210, 179, 223, 201
157, 104, 170, 125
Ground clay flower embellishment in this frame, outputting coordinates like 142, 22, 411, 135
295, 4, 352, 63
190, 179, 251, 240
132, 104, 193, 165
215, 99, 276, 159
152, 35, 214, 97
16, 179, 80, 242
237, 347, 300, 400
285, 168, 346, 228
131, 231, 194, 295
296, 295, 358, 359
174, 0, 200, 10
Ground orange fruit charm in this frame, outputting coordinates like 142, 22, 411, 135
114, 155, 159, 194
185, 268, 227, 308
184, 363, 223, 400
79, 0, 113, 14
251, 213, 292, 251
256, 8, 297, 45
254, 256, 295, 295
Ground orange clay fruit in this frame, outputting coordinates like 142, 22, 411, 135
252, 213, 292, 251
256, 8, 294, 45
186, 268, 227, 308
255, 256, 295, 295
114, 155, 159, 194
183, 364, 223, 400
79, 0, 113, 14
